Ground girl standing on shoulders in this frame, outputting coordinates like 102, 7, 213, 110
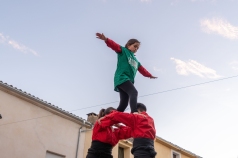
96, 33, 157, 113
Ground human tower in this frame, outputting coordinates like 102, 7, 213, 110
85, 33, 157, 158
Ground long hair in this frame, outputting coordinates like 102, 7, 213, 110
105, 107, 116, 115
125, 39, 140, 48
98, 109, 106, 119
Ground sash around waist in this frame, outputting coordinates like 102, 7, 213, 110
131, 138, 157, 158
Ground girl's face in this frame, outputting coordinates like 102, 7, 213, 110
127, 42, 140, 53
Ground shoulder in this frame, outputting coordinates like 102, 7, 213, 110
143, 112, 154, 122
136, 112, 153, 120
120, 46, 131, 53
120, 46, 126, 50
132, 112, 146, 119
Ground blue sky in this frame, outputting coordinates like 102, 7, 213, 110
1, 0, 238, 157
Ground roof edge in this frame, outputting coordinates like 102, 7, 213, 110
0, 80, 92, 128
156, 136, 202, 158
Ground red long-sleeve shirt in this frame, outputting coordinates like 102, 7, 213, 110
105, 38, 153, 78
92, 121, 132, 146
100, 111, 156, 140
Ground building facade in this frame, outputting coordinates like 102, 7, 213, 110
0, 81, 201, 158
83, 116, 202, 158
0, 81, 92, 158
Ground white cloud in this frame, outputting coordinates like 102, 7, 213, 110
0, 33, 38, 56
153, 66, 161, 72
230, 61, 238, 71
171, 58, 221, 79
0, 33, 7, 43
200, 18, 238, 39
225, 88, 231, 92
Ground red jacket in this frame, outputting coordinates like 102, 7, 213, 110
92, 121, 132, 146
100, 111, 156, 140
105, 38, 153, 78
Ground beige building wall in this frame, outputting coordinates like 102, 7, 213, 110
155, 138, 200, 158
0, 88, 90, 158
83, 129, 93, 158
82, 117, 201, 158
114, 139, 199, 158
116, 140, 133, 158
83, 129, 201, 158
82, 129, 133, 158
0, 81, 201, 158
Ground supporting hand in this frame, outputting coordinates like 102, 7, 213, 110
113, 123, 123, 128
97, 117, 103, 124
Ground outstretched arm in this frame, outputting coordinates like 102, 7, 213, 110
114, 125, 132, 140
99, 111, 136, 128
138, 65, 157, 79
96, 33, 121, 53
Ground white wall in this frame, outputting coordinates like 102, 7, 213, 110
0, 89, 82, 158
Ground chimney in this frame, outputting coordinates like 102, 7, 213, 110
86, 112, 98, 125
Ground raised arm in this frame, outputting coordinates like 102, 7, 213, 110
96, 33, 121, 53
138, 65, 157, 79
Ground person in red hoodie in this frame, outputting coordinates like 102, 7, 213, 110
86, 107, 132, 158
96, 33, 157, 113
98, 103, 157, 158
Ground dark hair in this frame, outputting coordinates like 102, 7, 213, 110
137, 103, 147, 112
105, 107, 116, 115
98, 109, 106, 119
125, 39, 140, 48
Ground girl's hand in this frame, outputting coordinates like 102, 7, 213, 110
96, 33, 107, 41
97, 117, 104, 124
150, 76, 157, 79
113, 123, 121, 128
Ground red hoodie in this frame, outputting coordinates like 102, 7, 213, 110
92, 121, 132, 146
99, 111, 156, 140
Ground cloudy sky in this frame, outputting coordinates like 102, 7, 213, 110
1, 0, 238, 157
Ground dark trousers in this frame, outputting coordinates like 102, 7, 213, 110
116, 80, 138, 113
86, 141, 113, 158
131, 138, 157, 158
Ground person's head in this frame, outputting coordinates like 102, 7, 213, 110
125, 39, 140, 53
105, 107, 116, 115
98, 108, 106, 119
137, 103, 147, 113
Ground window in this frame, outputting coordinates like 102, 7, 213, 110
46, 151, 65, 158
173, 153, 177, 158
171, 150, 181, 158
118, 147, 124, 158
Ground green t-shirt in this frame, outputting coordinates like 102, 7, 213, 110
114, 46, 141, 91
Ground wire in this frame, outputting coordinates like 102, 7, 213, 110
0, 115, 54, 127
70, 74, 238, 111
1, 74, 238, 127
70, 101, 119, 111
139, 74, 238, 98
0, 107, 130, 127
